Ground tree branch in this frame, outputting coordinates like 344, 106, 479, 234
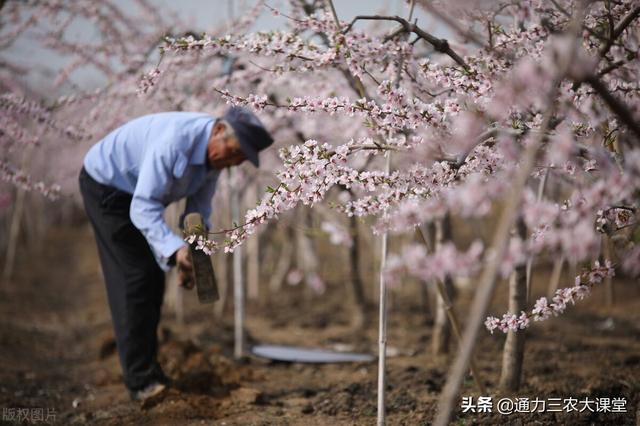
599, 5, 640, 58
585, 75, 640, 141
343, 15, 469, 70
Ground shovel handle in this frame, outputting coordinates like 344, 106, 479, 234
183, 213, 219, 303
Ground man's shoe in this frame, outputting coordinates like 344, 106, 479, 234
129, 382, 167, 402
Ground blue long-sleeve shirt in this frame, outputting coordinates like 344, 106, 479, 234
83, 112, 220, 270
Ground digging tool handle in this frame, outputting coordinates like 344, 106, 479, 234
183, 213, 219, 303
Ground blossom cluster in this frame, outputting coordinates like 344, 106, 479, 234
0, 161, 61, 201
209, 139, 351, 253
485, 260, 615, 334
385, 240, 484, 286
137, 68, 161, 95
596, 207, 636, 234
216, 87, 461, 137
185, 233, 218, 256
321, 221, 353, 247
162, 9, 413, 80
0, 114, 39, 147
0, 93, 85, 141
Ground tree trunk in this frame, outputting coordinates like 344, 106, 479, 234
268, 231, 293, 296
230, 168, 245, 359
431, 215, 455, 355
2, 187, 26, 282
246, 182, 260, 301
246, 226, 260, 301
214, 256, 233, 319
417, 226, 486, 393
349, 214, 368, 328
24, 194, 45, 257
294, 207, 319, 299
499, 218, 528, 391
601, 235, 614, 311
547, 255, 565, 299
214, 173, 231, 319
418, 223, 436, 324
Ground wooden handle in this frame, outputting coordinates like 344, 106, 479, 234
182, 212, 219, 303
184, 212, 204, 233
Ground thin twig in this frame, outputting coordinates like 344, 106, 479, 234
325, 0, 341, 31
408, 0, 416, 22
598, 60, 625, 77
414, 0, 487, 48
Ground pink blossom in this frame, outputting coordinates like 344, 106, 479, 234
321, 221, 353, 247
287, 269, 303, 286
487, 261, 615, 334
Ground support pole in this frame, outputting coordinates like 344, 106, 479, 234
377, 153, 391, 426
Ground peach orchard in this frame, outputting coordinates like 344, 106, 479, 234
1, 1, 639, 424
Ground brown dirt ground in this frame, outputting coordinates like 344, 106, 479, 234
0, 224, 639, 425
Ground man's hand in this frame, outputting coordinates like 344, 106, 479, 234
175, 246, 194, 289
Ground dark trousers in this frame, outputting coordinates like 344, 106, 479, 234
78, 167, 166, 391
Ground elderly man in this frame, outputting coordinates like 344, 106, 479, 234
78, 107, 273, 401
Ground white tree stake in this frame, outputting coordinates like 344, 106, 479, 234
377, 152, 391, 426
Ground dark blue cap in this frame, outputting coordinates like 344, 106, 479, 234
223, 106, 273, 167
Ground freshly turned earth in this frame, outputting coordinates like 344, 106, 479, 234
0, 225, 638, 425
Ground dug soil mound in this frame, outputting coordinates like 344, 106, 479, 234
1, 225, 638, 425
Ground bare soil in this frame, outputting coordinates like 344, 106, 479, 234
1, 224, 639, 425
